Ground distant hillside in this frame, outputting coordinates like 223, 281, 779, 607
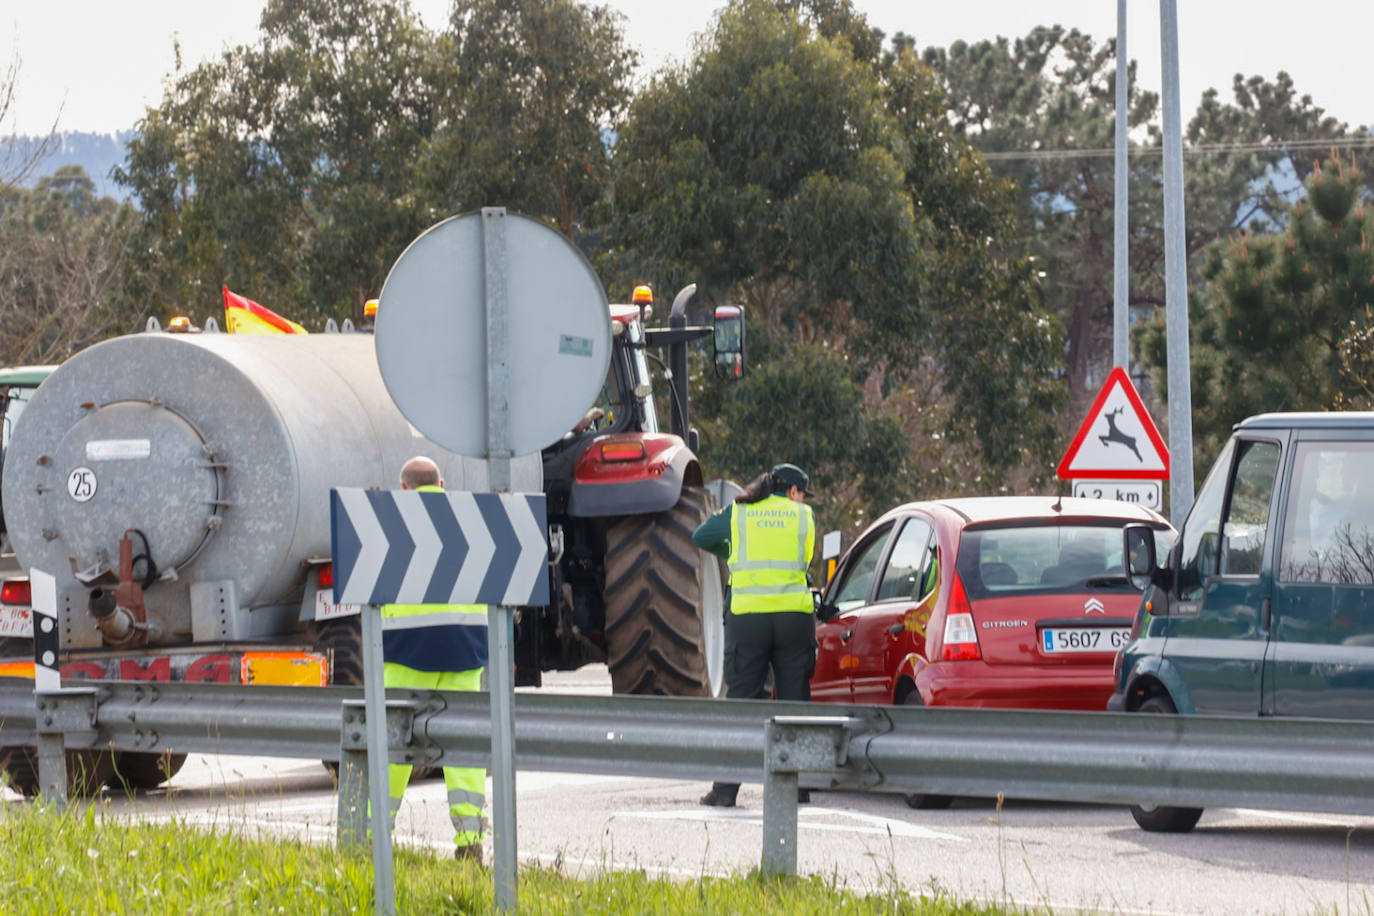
3, 130, 137, 201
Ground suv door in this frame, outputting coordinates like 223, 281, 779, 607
1163, 435, 1282, 715
813, 521, 894, 703
849, 516, 936, 704
1268, 436, 1374, 719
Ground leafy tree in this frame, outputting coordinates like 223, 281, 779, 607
923, 26, 1370, 428
118, 0, 442, 324
616, 0, 1063, 531
921, 26, 1160, 400
420, 0, 637, 238
0, 166, 137, 365
118, 0, 636, 325
1140, 153, 1374, 467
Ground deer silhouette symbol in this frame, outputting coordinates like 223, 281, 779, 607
1099, 407, 1142, 462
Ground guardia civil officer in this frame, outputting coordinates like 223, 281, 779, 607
381, 456, 488, 864
693, 463, 816, 808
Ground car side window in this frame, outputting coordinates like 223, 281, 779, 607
1219, 440, 1279, 576
875, 519, 934, 602
1280, 441, 1374, 584
829, 524, 894, 612
1176, 439, 1236, 602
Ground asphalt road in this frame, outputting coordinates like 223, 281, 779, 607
6, 666, 1374, 914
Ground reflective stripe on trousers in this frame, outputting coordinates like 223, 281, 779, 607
383, 663, 486, 846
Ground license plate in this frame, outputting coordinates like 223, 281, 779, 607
1042, 627, 1130, 653
0, 604, 32, 638
315, 588, 361, 622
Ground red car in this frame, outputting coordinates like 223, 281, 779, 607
813, 496, 1175, 717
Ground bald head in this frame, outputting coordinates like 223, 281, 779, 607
399, 456, 442, 490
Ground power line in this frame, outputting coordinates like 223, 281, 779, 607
980, 135, 1374, 162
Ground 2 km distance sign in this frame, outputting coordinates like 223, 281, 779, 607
1058, 367, 1169, 481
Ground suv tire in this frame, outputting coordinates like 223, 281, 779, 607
1129, 695, 1204, 832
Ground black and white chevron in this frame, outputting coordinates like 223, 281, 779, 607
330, 489, 549, 607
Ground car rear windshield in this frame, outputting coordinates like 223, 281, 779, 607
957, 521, 1172, 599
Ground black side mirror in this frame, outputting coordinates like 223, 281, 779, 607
1123, 524, 1174, 610
1123, 524, 1158, 591
713, 305, 745, 380
812, 588, 838, 622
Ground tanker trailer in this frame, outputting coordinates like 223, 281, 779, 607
0, 330, 539, 794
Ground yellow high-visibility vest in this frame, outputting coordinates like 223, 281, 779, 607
727, 494, 814, 614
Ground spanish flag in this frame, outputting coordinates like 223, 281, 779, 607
222, 286, 308, 334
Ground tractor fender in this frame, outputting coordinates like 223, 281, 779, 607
567, 433, 702, 518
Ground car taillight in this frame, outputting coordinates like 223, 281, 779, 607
317, 564, 334, 588
940, 575, 982, 661
0, 580, 31, 606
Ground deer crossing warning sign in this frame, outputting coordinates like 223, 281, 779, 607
1057, 367, 1169, 481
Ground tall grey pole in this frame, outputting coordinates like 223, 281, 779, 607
481, 207, 519, 910
1113, 0, 1129, 370
361, 604, 397, 916
1159, 0, 1194, 521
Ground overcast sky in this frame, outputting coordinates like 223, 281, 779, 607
3, 1, 1370, 137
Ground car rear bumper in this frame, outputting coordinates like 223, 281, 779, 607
916, 659, 1115, 711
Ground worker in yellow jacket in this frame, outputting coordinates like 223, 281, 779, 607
381, 456, 488, 863
693, 463, 816, 808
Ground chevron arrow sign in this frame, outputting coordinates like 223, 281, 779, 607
329, 488, 550, 607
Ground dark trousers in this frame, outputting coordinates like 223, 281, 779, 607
710, 610, 815, 798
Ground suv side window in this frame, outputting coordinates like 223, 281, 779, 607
829, 524, 894, 612
1220, 440, 1280, 576
1176, 439, 1235, 602
1279, 442, 1374, 584
875, 518, 934, 602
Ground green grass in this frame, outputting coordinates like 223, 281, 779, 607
0, 798, 1020, 915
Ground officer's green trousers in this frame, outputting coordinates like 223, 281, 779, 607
383, 662, 486, 846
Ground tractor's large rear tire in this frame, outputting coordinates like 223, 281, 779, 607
604, 486, 720, 696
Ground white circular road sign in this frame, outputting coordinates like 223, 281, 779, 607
375, 210, 611, 458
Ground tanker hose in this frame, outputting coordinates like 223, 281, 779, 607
88, 587, 136, 644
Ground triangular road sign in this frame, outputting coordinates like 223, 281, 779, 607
1057, 367, 1169, 480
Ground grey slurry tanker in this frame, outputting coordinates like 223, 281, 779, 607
0, 302, 734, 794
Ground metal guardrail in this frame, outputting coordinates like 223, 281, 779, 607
4, 680, 1374, 875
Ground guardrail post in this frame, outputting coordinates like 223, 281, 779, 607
34, 688, 101, 803
337, 697, 422, 851
337, 704, 369, 848
761, 716, 856, 876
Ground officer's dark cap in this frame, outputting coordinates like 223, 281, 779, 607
771, 463, 811, 496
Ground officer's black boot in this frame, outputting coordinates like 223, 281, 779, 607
699, 782, 739, 807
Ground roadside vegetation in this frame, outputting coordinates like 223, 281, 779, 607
0, 799, 1019, 915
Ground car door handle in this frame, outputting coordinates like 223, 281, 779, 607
1261, 597, 1271, 632
888, 623, 905, 635
841, 629, 853, 641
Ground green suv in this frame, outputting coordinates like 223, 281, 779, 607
1111, 411, 1374, 832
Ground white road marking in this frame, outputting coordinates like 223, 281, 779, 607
614, 806, 965, 841
1230, 808, 1374, 827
